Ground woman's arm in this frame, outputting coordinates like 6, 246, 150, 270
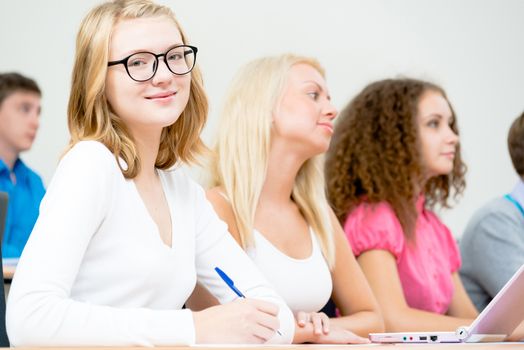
507, 320, 524, 341
195, 185, 295, 343
357, 249, 475, 331
446, 272, 478, 318
183, 188, 240, 311
291, 209, 382, 343
206, 187, 242, 242
185, 283, 219, 311
328, 209, 385, 336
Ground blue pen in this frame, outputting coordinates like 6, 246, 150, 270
214, 267, 282, 336
215, 267, 245, 298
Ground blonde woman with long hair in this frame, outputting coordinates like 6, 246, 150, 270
6, 0, 295, 346
206, 54, 384, 343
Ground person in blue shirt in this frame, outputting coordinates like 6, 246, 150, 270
0, 73, 45, 258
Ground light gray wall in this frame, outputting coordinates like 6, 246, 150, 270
1, 0, 523, 237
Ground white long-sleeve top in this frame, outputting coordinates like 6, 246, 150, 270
6, 141, 294, 347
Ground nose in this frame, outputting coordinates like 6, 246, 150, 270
29, 108, 40, 130
446, 125, 459, 145
323, 99, 338, 120
151, 57, 174, 85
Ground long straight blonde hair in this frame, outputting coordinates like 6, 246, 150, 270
210, 54, 335, 268
67, 0, 208, 177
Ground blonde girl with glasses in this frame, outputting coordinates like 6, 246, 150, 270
204, 54, 384, 343
6, 0, 294, 346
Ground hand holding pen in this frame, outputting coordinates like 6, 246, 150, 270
192, 267, 282, 343
215, 267, 283, 336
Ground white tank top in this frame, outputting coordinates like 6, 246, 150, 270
247, 228, 333, 313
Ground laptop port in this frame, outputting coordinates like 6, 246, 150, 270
419, 336, 427, 341
430, 335, 438, 342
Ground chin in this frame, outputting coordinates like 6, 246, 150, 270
436, 167, 454, 176
17, 143, 33, 152
154, 112, 184, 127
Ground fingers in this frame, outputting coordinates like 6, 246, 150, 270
296, 311, 308, 327
251, 321, 278, 342
310, 312, 329, 335
320, 312, 329, 334
193, 299, 282, 343
254, 305, 280, 333
245, 299, 281, 342
312, 314, 323, 334
296, 311, 330, 335
248, 298, 279, 317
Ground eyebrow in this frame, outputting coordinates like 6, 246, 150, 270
115, 42, 185, 59
424, 113, 454, 122
302, 80, 331, 101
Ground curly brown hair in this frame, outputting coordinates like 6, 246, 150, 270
326, 78, 466, 240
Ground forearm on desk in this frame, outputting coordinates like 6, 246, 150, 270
382, 305, 474, 332
292, 320, 319, 343
293, 310, 383, 343
329, 310, 384, 337
507, 320, 524, 342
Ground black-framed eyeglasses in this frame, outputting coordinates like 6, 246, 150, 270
107, 45, 198, 82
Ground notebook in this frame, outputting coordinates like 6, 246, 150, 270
370, 262, 524, 343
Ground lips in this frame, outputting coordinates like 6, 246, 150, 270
318, 122, 334, 133
145, 91, 177, 100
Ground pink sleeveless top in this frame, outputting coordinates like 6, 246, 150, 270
343, 196, 460, 314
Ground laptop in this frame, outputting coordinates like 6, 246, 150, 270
370, 262, 524, 343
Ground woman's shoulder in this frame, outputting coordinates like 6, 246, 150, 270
56, 141, 122, 176
346, 200, 401, 230
206, 186, 229, 204
48, 141, 121, 191
205, 186, 234, 219
63, 141, 116, 166
343, 200, 406, 258
205, 186, 241, 242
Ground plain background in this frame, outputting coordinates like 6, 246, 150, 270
1, 0, 523, 238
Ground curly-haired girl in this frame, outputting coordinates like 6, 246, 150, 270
326, 78, 478, 331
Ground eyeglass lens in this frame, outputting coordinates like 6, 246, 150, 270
127, 46, 195, 81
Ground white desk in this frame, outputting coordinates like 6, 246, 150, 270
1, 343, 524, 350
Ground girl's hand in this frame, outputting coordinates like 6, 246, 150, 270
193, 298, 280, 343
311, 327, 370, 344
296, 311, 329, 335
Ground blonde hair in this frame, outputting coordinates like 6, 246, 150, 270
67, 0, 208, 178
210, 54, 335, 268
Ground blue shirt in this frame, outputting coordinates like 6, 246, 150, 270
0, 158, 45, 258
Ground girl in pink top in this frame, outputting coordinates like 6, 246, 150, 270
325, 78, 478, 332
